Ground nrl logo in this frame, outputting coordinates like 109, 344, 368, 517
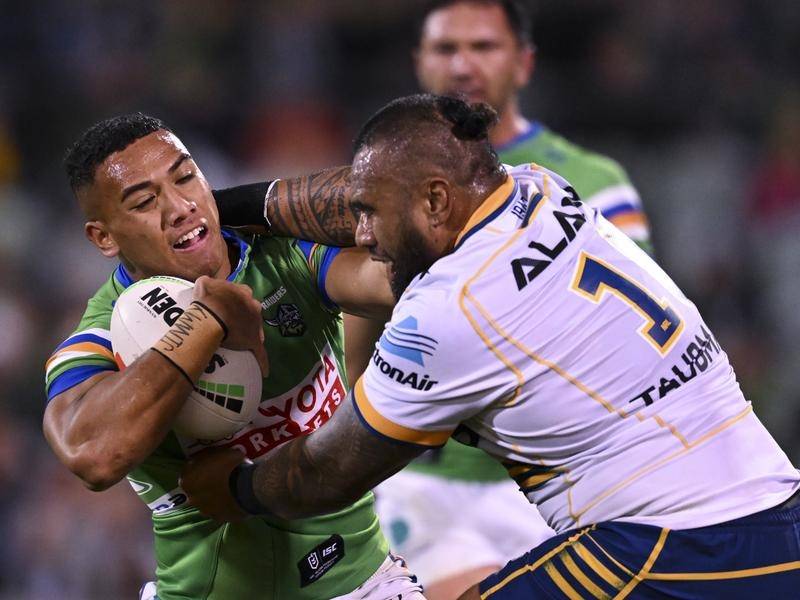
264, 303, 306, 337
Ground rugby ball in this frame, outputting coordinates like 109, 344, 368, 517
110, 276, 262, 441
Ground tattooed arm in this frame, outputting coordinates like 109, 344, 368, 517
215, 166, 358, 246
180, 389, 426, 521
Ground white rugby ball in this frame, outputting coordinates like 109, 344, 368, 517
110, 276, 262, 441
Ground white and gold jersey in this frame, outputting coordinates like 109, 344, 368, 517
355, 163, 800, 533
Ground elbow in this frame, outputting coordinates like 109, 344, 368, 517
68, 450, 133, 492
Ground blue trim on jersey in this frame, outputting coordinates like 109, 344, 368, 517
47, 364, 116, 402
316, 246, 341, 310
350, 390, 447, 451
521, 193, 545, 228
221, 228, 250, 281
602, 203, 639, 220
114, 229, 250, 288
54, 332, 112, 353
453, 180, 519, 252
493, 121, 544, 154
296, 239, 315, 261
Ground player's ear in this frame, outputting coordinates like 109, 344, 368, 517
515, 44, 535, 88
426, 178, 452, 228
85, 221, 120, 258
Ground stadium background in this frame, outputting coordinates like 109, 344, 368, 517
1, 1, 799, 597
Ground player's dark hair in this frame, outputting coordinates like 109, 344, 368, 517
353, 93, 504, 187
415, 0, 533, 47
64, 113, 171, 191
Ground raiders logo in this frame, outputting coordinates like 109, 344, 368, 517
264, 303, 306, 337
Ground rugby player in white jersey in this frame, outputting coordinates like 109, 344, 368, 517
183, 94, 800, 599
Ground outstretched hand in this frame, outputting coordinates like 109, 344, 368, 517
193, 276, 269, 376
180, 446, 249, 522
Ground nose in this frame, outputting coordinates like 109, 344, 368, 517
164, 189, 197, 227
449, 50, 476, 79
355, 212, 375, 248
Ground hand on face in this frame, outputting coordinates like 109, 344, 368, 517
193, 276, 269, 376
180, 446, 248, 522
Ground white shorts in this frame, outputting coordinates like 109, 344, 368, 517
374, 471, 555, 587
139, 554, 425, 600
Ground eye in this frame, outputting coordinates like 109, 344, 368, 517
176, 172, 195, 184
133, 195, 155, 210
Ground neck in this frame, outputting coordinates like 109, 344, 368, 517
488, 96, 530, 148
216, 236, 236, 280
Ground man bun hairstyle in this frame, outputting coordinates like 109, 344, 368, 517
64, 113, 171, 191
437, 95, 498, 141
353, 93, 504, 188
416, 0, 533, 48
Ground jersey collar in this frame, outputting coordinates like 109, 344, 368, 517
113, 228, 251, 289
453, 176, 517, 252
493, 121, 543, 154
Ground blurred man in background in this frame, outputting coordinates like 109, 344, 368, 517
364, 2, 653, 597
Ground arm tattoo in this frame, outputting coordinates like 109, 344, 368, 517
267, 166, 358, 246
251, 391, 424, 520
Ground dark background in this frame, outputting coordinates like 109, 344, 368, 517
1, 1, 799, 597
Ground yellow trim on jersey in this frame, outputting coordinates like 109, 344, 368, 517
570, 251, 685, 357
615, 528, 669, 599
574, 405, 753, 522
353, 378, 452, 447
454, 175, 515, 247
608, 212, 649, 229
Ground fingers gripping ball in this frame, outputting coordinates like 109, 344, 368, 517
111, 276, 262, 441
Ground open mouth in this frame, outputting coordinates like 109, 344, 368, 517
173, 224, 208, 250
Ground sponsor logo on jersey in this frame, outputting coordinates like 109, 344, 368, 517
264, 303, 306, 337
214, 346, 345, 459
372, 348, 439, 391
627, 325, 721, 407
378, 316, 438, 366
298, 535, 345, 587
146, 487, 189, 515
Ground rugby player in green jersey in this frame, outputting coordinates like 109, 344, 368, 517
43, 114, 424, 600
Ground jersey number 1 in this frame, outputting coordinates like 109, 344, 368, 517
571, 252, 683, 354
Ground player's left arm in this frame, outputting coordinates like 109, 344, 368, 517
180, 387, 424, 521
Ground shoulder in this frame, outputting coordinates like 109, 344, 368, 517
524, 127, 633, 197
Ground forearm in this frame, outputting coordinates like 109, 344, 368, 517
215, 166, 357, 246
45, 304, 225, 489
56, 352, 196, 488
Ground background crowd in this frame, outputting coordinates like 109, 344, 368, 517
1, 1, 799, 597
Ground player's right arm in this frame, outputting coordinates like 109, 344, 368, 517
215, 166, 358, 246
43, 277, 267, 492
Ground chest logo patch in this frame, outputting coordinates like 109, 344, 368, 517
264, 302, 306, 337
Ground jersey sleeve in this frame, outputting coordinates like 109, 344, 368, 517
45, 326, 116, 403
295, 240, 342, 312
352, 293, 506, 449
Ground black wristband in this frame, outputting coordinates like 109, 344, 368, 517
214, 182, 272, 228
150, 347, 194, 385
229, 461, 270, 516
190, 301, 229, 342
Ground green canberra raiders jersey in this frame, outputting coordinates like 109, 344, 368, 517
408, 123, 652, 483
45, 229, 387, 600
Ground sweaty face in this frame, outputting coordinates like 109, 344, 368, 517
351, 148, 440, 301
81, 131, 230, 282
415, 2, 531, 111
